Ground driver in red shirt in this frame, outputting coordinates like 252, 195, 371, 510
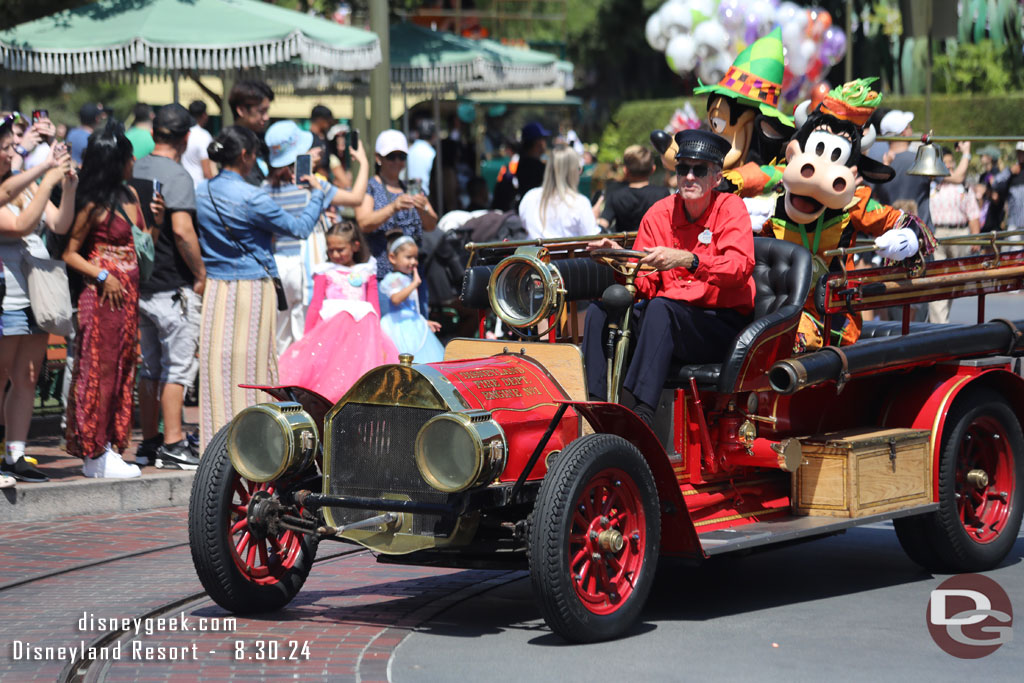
583, 129, 756, 425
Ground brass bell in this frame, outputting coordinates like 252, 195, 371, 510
907, 142, 950, 177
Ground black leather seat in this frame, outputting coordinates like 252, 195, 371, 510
666, 237, 813, 393
859, 320, 966, 339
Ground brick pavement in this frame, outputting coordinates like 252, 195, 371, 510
0, 506, 525, 682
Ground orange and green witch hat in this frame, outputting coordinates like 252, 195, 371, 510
694, 27, 791, 124
818, 77, 883, 127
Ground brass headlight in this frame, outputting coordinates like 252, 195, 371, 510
227, 402, 318, 483
415, 411, 506, 493
488, 246, 565, 328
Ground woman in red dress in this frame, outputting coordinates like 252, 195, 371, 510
62, 121, 163, 478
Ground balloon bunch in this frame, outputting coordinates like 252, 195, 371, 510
645, 0, 847, 108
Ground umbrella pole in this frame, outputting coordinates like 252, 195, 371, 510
172, 70, 180, 105
434, 89, 443, 216
402, 83, 410, 184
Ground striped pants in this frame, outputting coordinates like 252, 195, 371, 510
198, 278, 279, 453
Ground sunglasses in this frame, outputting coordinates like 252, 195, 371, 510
384, 152, 408, 162
676, 163, 711, 178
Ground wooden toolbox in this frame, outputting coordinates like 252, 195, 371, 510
792, 428, 933, 517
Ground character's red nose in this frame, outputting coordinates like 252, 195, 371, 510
801, 164, 815, 178
833, 177, 846, 192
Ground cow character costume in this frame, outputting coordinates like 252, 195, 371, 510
652, 29, 795, 230
745, 78, 936, 351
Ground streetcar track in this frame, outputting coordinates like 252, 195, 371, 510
57, 547, 368, 683
0, 542, 190, 593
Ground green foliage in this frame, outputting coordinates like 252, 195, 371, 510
597, 93, 1024, 163
933, 40, 1022, 94
16, 82, 138, 129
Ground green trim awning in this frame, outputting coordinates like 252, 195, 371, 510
0, 0, 381, 75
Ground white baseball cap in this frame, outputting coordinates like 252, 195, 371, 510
880, 110, 914, 137
375, 129, 409, 157
1015, 141, 1024, 153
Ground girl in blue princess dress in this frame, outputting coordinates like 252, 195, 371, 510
378, 234, 444, 363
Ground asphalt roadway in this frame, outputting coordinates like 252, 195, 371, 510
393, 294, 1024, 681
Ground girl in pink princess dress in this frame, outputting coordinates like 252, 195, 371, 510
278, 222, 398, 402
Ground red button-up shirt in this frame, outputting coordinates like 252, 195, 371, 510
632, 190, 756, 315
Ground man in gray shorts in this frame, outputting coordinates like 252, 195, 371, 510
132, 104, 206, 469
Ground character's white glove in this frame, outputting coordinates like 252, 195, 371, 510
874, 227, 919, 261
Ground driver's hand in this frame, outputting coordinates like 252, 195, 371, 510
640, 246, 689, 271
587, 237, 620, 251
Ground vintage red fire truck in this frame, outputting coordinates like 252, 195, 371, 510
189, 230, 1023, 643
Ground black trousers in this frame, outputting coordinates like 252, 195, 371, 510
582, 297, 749, 408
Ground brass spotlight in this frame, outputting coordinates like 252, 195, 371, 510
907, 142, 950, 177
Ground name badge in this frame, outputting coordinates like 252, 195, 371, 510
698, 228, 713, 245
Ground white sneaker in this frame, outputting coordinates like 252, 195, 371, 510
82, 448, 142, 479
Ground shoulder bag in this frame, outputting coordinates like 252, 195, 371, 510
116, 203, 155, 282
206, 184, 287, 311
21, 244, 74, 337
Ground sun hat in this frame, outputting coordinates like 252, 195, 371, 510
265, 120, 314, 168
326, 122, 350, 141
879, 110, 914, 137
375, 129, 409, 157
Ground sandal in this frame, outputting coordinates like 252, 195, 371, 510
0, 474, 15, 489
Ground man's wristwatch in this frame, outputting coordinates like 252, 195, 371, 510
96, 269, 109, 283
13, 144, 28, 158
688, 254, 700, 271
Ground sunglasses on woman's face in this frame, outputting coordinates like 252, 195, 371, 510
385, 152, 408, 162
676, 163, 711, 179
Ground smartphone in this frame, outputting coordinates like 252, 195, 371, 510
153, 178, 163, 196
347, 128, 359, 153
407, 178, 423, 196
343, 129, 358, 170
32, 109, 48, 123
295, 153, 312, 182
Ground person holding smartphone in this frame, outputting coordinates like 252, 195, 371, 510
354, 129, 438, 316
261, 120, 369, 353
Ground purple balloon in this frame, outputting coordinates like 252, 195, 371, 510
821, 27, 847, 64
745, 12, 762, 44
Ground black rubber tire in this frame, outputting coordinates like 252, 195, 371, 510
896, 389, 1023, 573
529, 433, 660, 643
188, 425, 319, 613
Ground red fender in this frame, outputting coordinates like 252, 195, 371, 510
559, 401, 702, 559
238, 384, 334, 435
880, 366, 1024, 502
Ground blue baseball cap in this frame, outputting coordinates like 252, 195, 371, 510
521, 121, 551, 144
265, 120, 314, 168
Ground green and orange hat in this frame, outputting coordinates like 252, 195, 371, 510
693, 27, 791, 125
818, 77, 883, 127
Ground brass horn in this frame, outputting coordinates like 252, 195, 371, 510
907, 142, 950, 177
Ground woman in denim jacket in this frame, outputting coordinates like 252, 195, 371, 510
195, 126, 328, 451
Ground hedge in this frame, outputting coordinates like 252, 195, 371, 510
598, 93, 1024, 163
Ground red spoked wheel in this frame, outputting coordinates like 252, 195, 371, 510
952, 415, 1015, 544
895, 388, 1022, 572
228, 480, 304, 585
568, 468, 647, 615
530, 434, 660, 643
189, 426, 319, 613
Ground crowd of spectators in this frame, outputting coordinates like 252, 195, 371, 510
0, 80, 674, 485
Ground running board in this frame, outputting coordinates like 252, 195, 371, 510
699, 504, 940, 556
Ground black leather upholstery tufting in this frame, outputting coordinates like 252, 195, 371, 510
461, 265, 494, 310
667, 237, 813, 392
859, 320, 965, 339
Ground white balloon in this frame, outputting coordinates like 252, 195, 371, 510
775, 0, 800, 25
749, 0, 776, 25
781, 21, 803, 49
645, 12, 668, 52
666, 33, 699, 74
697, 54, 728, 85
799, 37, 818, 62
689, 0, 716, 20
694, 19, 730, 57
659, 1, 693, 37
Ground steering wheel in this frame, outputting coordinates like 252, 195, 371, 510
589, 248, 657, 279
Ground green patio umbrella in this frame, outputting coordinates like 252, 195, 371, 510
388, 23, 560, 92
0, 0, 381, 76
